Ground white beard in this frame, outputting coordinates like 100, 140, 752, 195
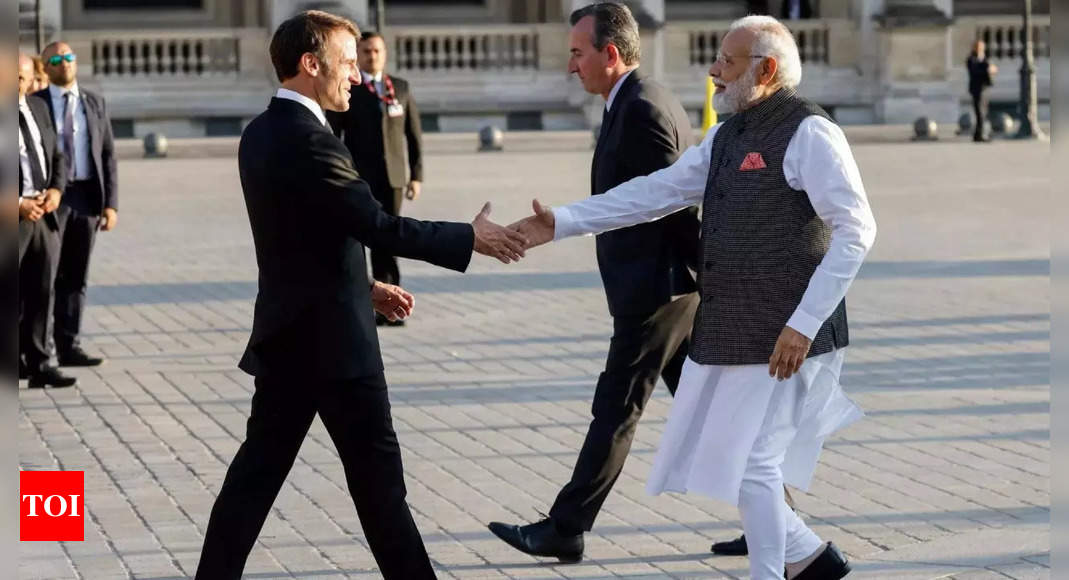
712, 64, 762, 114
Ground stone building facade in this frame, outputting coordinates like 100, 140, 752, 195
18, 0, 1051, 136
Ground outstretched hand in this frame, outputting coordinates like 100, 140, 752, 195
507, 199, 555, 250
472, 202, 528, 264
371, 281, 415, 322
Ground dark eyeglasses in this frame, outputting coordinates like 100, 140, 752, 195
47, 53, 76, 66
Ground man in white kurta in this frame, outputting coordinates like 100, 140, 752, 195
512, 15, 875, 580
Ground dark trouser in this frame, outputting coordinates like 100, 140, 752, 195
54, 182, 102, 354
195, 371, 436, 580
18, 214, 61, 371
370, 186, 404, 286
972, 90, 989, 141
549, 293, 700, 533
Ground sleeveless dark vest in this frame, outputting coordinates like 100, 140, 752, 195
689, 88, 849, 365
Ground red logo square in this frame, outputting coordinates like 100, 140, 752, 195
20, 471, 84, 541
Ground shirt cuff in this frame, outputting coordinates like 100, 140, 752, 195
786, 308, 824, 341
552, 205, 577, 241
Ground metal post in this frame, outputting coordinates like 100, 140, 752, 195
35, 0, 44, 53
1015, 0, 1045, 139
375, 0, 385, 31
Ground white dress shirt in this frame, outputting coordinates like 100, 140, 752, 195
49, 83, 91, 181
19, 129, 35, 198
605, 68, 635, 112
275, 88, 328, 126
553, 115, 877, 341
363, 71, 385, 96
19, 97, 47, 176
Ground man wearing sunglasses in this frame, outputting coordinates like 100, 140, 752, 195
35, 41, 118, 369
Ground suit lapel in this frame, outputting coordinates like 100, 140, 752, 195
27, 98, 54, 176
592, 70, 641, 193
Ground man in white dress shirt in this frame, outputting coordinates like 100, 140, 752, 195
511, 15, 876, 580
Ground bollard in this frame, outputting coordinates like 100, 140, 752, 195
143, 133, 168, 158
990, 112, 1015, 136
478, 125, 504, 152
912, 117, 938, 141
957, 112, 974, 135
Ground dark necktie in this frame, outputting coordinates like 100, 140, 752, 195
19, 110, 47, 190
62, 91, 76, 181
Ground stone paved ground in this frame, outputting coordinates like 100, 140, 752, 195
18, 132, 1049, 579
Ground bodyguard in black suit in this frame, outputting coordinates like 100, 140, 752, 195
17, 52, 76, 389
194, 11, 527, 580
37, 41, 118, 368
489, 3, 700, 561
328, 31, 423, 318
966, 40, 997, 142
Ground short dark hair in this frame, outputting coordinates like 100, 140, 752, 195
569, 2, 641, 66
269, 10, 360, 82
359, 31, 384, 43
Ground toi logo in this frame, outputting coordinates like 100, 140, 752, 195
20, 471, 84, 541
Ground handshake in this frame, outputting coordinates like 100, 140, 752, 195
470, 199, 557, 263
373, 199, 559, 324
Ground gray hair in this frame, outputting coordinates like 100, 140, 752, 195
728, 15, 802, 89
569, 2, 641, 66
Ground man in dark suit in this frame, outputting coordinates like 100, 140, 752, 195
193, 11, 527, 580
328, 31, 423, 325
37, 41, 118, 368
966, 39, 997, 142
17, 51, 76, 389
488, 3, 701, 562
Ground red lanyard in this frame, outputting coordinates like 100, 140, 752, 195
365, 75, 397, 105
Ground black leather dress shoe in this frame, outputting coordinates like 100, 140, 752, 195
488, 519, 584, 563
58, 347, 104, 367
791, 542, 851, 580
28, 366, 78, 389
711, 534, 748, 556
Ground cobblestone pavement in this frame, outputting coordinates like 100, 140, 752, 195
19, 132, 1049, 579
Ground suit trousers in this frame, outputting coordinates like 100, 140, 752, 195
549, 293, 699, 532
971, 90, 989, 141
54, 182, 102, 354
18, 215, 61, 371
370, 186, 405, 286
195, 371, 436, 580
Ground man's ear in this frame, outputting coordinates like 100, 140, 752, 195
759, 56, 779, 85
604, 43, 620, 67
300, 52, 320, 77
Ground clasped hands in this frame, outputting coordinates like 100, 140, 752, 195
17, 188, 62, 222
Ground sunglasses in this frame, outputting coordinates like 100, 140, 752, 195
47, 53, 76, 66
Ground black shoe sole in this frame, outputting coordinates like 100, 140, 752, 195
58, 359, 104, 368
28, 381, 77, 389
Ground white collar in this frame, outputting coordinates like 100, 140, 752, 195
49, 83, 80, 100
363, 71, 384, 84
605, 69, 636, 112
18, 96, 28, 109
275, 88, 328, 126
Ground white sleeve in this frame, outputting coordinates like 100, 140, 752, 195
553, 124, 718, 240
783, 116, 877, 340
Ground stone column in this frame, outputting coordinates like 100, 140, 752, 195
874, 0, 958, 124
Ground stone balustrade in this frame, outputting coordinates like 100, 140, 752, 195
954, 14, 1051, 62
674, 19, 834, 67
390, 25, 540, 72
83, 30, 243, 77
